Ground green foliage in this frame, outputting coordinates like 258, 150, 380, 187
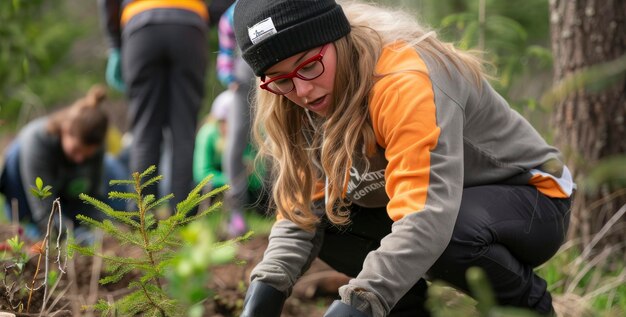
0, 0, 82, 130
29, 177, 52, 200
537, 242, 626, 315
438, 0, 552, 96
71, 166, 232, 316
2, 235, 28, 273
428, 267, 540, 317
583, 155, 626, 193
165, 220, 246, 317
541, 54, 626, 107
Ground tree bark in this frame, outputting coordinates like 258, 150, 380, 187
549, 0, 626, 246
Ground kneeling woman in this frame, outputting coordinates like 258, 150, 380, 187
1, 85, 116, 239
234, 0, 574, 316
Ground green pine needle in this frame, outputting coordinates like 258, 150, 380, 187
139, 165, 157, 179
140, 175, 163, 190
109, 191, 140, 201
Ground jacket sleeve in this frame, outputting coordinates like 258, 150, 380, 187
339, 68, 465, 315
98, 0, 122, 49
250, 219, 325, 296
193, 124, 227, 187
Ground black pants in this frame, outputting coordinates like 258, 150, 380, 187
122, 23, 207, 207
318, 185, 571, 316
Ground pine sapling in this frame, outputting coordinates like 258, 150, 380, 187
71, 166, 229, 316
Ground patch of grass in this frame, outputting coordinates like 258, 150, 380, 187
537, 241, 626, 316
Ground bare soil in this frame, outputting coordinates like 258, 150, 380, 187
0, 224, 349, 317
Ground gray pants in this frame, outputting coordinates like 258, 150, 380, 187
223, 58, 255, 213
122, 23, 207, 206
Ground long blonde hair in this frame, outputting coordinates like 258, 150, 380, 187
253, 0, 485, 230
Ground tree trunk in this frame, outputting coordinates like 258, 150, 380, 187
549, 0, 626, 246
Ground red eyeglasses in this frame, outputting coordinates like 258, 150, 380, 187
260, 44, 329, 95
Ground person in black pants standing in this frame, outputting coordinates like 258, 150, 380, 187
99, 0, 231, 207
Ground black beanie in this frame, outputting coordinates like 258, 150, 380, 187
234, 0, 351, 76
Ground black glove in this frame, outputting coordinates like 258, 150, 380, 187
240, 281, 287, 317
324, 300, 370, 317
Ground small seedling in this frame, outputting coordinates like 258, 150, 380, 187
0, 178, 68, 315
71, 166, 238, 317
29, 177, 52, 200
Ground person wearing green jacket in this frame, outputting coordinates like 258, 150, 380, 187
193, 90, 264, 235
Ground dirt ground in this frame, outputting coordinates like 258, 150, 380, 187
0, 224, 349, 317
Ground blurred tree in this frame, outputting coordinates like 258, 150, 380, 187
437, 0, 552, 100
0, 0, 79, 131
549, 0, 626, 246
376, 0, 553, 111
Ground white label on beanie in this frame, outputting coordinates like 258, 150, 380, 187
248, 17, 277, 44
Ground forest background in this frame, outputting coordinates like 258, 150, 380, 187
0, 0, 624, 316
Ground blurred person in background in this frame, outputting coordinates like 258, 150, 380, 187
98, 0, 233, 210
193, 90, 264, 234
0, 85, 121, 241
216, 1, 258, 236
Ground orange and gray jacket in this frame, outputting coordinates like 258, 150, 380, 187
99, 0, 212, 49
250, 42, 575, 315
